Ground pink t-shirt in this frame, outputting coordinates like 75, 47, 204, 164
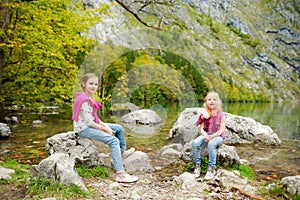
196, 111, 226, 139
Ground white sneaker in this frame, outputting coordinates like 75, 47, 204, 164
122, 147, 135, 159
193, 167, 201, 178
204, 167, 216, 180
115, 172, 138, 183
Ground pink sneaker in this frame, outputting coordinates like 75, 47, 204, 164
115, 172, 138, 183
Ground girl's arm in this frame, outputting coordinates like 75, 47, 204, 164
97, 120, 114, 135
81, 102, 114, 135
90, 121, 104, 130
199, 122, 207, 136
200, 122, 210, 141
89, 120, 114, 135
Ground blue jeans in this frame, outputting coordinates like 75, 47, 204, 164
78, 123, 127, 171
192, 135, 224, 168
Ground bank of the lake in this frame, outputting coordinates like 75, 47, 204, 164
0, 102, 299, 179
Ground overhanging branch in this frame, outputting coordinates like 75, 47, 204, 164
114, 0, 162, 30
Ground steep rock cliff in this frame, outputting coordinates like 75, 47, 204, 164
85, 0, 299, 101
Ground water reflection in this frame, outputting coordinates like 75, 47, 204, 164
223, 102, 300, 180
224, 102, 300, 140
121, 123, 163, 137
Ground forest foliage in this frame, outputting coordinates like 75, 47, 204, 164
0, 0, 107, 107
0, 0, 271, 109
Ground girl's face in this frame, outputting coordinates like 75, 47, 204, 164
205, 95, 219, 110
83, 77, 98, 97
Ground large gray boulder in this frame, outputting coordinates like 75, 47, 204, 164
46, 131, 155, 174
168, 107, 281, 146
120, 109, 163, 137
46, 131, 103, 166
121, 109, 162, 125
225, 113, 282, 146
168, 107, 201, 143
123, 151, 154, 173
181, 141, 241, 166
30, 153, 88, 192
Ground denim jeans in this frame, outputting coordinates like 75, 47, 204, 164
78, 123, 127, 171
192, 135, 224, 168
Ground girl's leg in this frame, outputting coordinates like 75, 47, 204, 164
108, 123, 126, 152
207, 136, 224, 168
192, 135, 205, 166
78, 127, 124, 171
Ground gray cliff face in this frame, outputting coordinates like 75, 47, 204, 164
84, 0, 299, 101
187, 0, 299, 78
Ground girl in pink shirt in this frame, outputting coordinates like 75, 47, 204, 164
72, 73, 137, 183
192, 91, 226, 180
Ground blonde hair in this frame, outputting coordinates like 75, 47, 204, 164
204, 91, 222, 111
81, 73, 98, 91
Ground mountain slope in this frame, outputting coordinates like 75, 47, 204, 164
86, 0, 299, 101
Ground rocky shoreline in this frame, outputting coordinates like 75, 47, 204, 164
1, 108, 299, 199
84, 171, 262, 200
88, 147, 297, 200
1, 138, 299, 200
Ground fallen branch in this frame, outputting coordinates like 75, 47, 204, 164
231, 186, 266, 200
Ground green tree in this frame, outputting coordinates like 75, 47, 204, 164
0, 0, 107, 106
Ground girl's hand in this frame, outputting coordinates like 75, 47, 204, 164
102, 126, 114, 135
107, 128, 114, 136
204, 135, 210, 142
202, 130, 210, 142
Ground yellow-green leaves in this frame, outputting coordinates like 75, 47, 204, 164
0, 0, 109, 106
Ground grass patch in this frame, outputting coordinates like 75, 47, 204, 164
26, 178, 91, 199
268, 183, 288, 197
76, 165, 109, 178
0, 159, 30, 186
26, 165, 109, 198
186, 160, 255, 180
0, 160, 110, 199
265, 182, 300, 200
231, 164, 256, 180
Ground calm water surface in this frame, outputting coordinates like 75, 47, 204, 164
0, 102, 299, 176
225, 102, 300, 178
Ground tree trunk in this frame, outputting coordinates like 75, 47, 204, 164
0, 0, 12, 94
